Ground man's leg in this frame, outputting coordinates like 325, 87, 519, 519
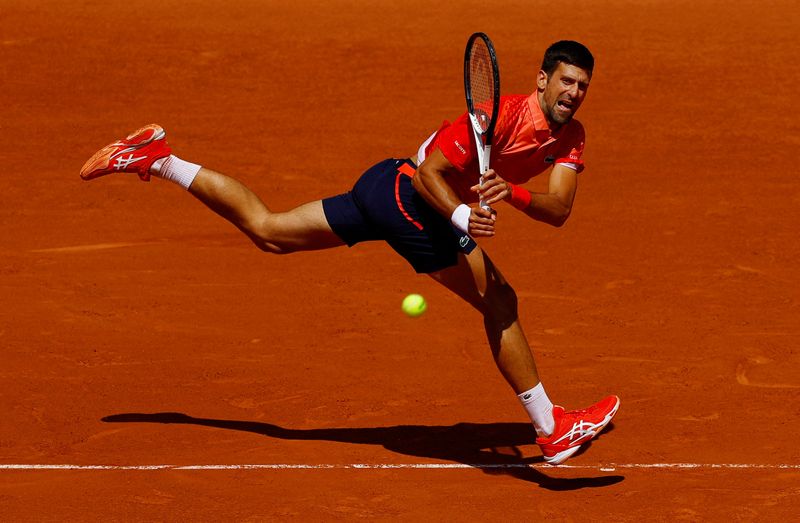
429, 246, 620, 465
430, 246, 557, 438
79, 124, 344, 253
188, 168, 344, 253
428, 247, 540, 394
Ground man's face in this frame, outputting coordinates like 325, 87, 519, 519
537, 62, 591, 127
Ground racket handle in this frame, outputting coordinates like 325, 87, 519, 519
479, 175, 493, 212
478, 143, 494, 212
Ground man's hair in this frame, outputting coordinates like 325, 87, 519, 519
541, 41, 594, 76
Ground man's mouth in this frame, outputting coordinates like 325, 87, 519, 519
556, 99, 574, 112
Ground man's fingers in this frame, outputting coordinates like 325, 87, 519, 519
472, 207, 494, 219
469, 207, 496, 236
481, 187, 510, 206
481, 186, 503, 201
469, 222, 495, 236
471, 170, 500, 192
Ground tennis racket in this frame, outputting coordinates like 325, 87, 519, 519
464, 32, 500, 211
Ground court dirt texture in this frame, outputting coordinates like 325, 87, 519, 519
1, 0, 799, 520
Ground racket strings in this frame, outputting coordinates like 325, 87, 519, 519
468, 42, 496, 133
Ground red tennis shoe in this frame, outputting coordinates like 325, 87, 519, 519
80, 124, 171, 182
536, 395, 620, 465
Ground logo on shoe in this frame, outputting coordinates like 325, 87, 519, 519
113, 154, 147, 171
556, 420, 600, 444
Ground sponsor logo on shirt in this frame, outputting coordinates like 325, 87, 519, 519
454, 140, 467, 155
569, 142, 584, 161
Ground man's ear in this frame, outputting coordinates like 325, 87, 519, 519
536, 70, 548, 91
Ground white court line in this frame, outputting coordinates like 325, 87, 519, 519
1, 463, 798, 471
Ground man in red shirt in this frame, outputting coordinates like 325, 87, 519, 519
80, 40, 618, 465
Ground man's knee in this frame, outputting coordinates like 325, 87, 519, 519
255, 241, 294, 254
248, 220, 295, 254
248, 209, 343, 254
252, 235, 295, 255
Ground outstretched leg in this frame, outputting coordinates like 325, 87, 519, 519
79, 124, 344, 254
188, 167, 344, 254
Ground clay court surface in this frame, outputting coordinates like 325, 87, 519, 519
2, 0, 799, 520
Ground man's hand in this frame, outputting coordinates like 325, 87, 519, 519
471, 169, 511, 207
471, 165, 579, 228
469, 205, 496, 237
466, 169, 505, 236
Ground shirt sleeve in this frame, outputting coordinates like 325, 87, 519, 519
554, 122, 586, 173
432, 114, 476, 172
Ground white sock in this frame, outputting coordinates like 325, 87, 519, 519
151, 155, 201, 190
518, 383, 555, 438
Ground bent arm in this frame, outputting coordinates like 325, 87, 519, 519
412, 149, 496, 237
412, 148, 463, 219
477, 164, 579, 227
523, 164, 578, 227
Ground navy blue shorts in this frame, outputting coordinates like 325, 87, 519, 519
322, 158, 477, 274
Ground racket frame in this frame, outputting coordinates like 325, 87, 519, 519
463, 32, 500, 211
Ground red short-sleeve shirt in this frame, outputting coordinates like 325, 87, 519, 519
418, 93, 586, 204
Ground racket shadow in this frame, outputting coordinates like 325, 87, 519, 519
101, 412, 623, 490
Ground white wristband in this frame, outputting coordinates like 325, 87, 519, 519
450, 204, 471, 235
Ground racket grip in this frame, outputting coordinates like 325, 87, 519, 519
478, 175, 493, 212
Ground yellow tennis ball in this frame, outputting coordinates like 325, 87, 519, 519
402, 293, 427, 317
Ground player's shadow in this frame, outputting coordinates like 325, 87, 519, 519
101, 412, 622, 490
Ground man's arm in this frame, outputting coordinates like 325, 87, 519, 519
527, 164, 578, 227
412, 148, 497, 237
478, 164, 578, 227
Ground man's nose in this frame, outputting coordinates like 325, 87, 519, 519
566, 83, 579, 97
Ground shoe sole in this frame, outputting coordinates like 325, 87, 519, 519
543, 396, 620, 466
80, 125, 165, 180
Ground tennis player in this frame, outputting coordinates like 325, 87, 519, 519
80, 40, 618, 465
